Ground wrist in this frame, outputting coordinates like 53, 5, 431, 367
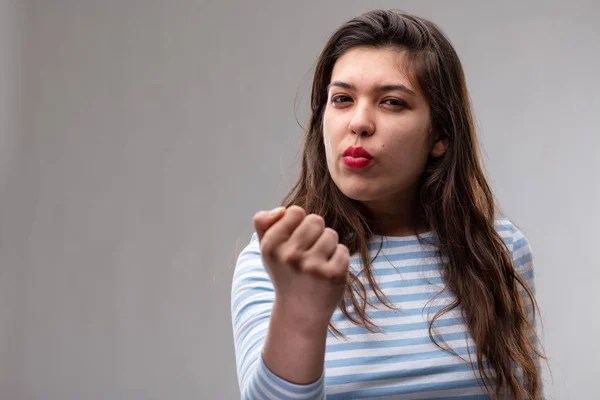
263, 299, 329, 385
271, 298, 331, 338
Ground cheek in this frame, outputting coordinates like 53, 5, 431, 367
323, 129, 332, 156
398, 134, 430, 161
382, 126, 432, 170
322, 112, 341, 160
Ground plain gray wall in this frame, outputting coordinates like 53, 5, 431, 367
0, 0, 22, 397
2, 1, 599, 399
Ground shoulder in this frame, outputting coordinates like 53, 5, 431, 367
233, 232, 263, 279
232, 232, 271, 291
494, 216, 532, 252
494, 216, 534, 273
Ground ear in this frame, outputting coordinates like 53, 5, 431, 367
430, 135, 448, 158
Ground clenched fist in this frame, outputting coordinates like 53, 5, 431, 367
253, 205, 350, 324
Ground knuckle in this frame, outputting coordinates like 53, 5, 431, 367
306, 214, 325, 229
283, 245, 302, 264
288, 205, 306, 219
318, 253, 339, 272
336, 253, 349, 267
325, 227, 339, 241
301, 258, 319, 273
340, 254, 350, 268
332, 262, 349, 280
340, 256, 350, 270
339, 244, 350, 256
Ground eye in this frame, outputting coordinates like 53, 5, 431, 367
330, 95, 353, 105
382, 98, 408, 109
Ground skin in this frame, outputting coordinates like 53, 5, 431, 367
324, 46, 447, 236
255, 46, 448, 385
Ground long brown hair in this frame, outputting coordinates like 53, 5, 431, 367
282, 9, 544, 400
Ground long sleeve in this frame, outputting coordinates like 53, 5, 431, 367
231, 233, 326, 399
510, 225, 546, 398
510, 227, 538, 327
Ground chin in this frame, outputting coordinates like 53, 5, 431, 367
336, 181, 377, 203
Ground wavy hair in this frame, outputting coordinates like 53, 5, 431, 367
282, 9, 544, 399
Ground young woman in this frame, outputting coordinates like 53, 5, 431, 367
231, 9, 543, 400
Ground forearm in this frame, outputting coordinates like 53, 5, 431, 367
262, 300, 330, 385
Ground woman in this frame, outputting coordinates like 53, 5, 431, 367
231, 9, 543, 400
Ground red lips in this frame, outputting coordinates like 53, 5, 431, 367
342, 146, 373, 169
343, 146, 373, 159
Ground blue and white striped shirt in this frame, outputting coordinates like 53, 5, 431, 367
231, 218, 537, 399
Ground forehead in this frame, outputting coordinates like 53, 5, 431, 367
330, 46, 417, 91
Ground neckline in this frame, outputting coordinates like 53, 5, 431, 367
371, 230, 434, 242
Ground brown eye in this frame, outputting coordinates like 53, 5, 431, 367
331, 95, 352, 104
382, 98, 408, 109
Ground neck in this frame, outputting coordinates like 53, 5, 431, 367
362, 191, 428, 237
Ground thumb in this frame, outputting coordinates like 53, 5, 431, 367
253, 207, 286, 241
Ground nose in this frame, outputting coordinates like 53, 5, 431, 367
348, 105, 375, 137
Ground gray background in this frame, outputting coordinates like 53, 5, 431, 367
1, 0, 598, 399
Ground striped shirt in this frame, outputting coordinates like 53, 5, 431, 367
231, 218, 537, 399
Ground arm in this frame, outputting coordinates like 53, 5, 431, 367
232, 206, 349, 399
263, 300, 329, 384
511, 229, 538, 330
231, 234, 326, 400
511, 228, 546, 398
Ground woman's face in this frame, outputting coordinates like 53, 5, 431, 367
323, 46, 445, 212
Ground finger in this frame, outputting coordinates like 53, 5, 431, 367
306, 227, 339, 261
260, 206, 306, 255
286, 214, 326, 256
323, 244, 350, 284
253, 207, 286, 241
302, 242, 349, 282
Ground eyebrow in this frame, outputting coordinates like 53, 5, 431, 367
327, 80, 417, 96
